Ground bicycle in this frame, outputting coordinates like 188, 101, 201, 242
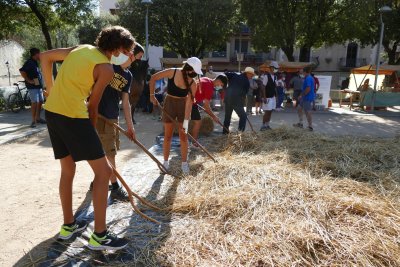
7, 81, 31, 113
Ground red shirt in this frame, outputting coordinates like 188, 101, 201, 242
195, 77, 214, 104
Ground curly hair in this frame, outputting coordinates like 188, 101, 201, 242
95, 26, 135, 52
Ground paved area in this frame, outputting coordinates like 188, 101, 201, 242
0, 104, 399, 146
0, 109, 46, 145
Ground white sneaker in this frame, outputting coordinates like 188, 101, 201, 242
181, 162, 190, 174
163, 160, 169, 171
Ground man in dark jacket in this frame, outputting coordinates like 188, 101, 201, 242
19, 48, 46, 128
223, 67, 255, 133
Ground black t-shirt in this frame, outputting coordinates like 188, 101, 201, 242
19, 58, 42, 89
98, 65, 133, 119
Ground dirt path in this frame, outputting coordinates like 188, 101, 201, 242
0, 112, 163, 267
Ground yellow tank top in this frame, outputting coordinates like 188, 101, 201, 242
45, 45, 110, 118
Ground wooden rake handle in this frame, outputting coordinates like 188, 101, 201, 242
111, 166, 161, 224
246, 116, 256, 134
196, 103, 230, 134
99, 116, 170, 175
155, 99, 217, 163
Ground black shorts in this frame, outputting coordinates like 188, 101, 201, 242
45, 110, 105, 162
155, 94, 164, 104
191, 104, 201, 121
293, 90, 302, 101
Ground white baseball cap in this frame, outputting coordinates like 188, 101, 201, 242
269, 61, 280, 69
244, 66, 255, 75
183, 57, 203, 75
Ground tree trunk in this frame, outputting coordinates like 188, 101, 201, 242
383, 41, 398, 65
281, 45, 295, 62
26, 0, 57, 78
26, 0, 53, 50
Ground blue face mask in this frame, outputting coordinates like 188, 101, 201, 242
215, 85, 223, 91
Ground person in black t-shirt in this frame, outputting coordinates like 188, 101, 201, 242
19, 48, 46, 128
92, 43, 144, 201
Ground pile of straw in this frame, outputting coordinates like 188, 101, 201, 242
155, 128, 400, 266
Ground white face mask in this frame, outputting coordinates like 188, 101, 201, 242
273, 69, 278, 73
300, 74, 305, 78
110, 52, 129, 65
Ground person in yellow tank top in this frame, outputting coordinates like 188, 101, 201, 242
40, 26, 135, 251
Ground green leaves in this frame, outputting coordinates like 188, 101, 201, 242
118, 0, 237, 57
239, 0, 400, 63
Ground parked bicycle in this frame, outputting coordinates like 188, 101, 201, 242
7, 81, 31, 113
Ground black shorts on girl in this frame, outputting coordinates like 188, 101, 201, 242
45, 110, 105, 162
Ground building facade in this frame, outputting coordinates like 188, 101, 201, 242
99, 0, 118, 14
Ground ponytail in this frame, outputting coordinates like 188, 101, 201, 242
182, 63, 195, 101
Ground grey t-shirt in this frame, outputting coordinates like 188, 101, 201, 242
290, 76, 304, 91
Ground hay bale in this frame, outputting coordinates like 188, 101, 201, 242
153, 128, 400, 266
172, 116, 215, 136
199, 116, 214, 136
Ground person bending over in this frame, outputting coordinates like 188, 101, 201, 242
150, 57, 201, 174
41, 26, 135, 250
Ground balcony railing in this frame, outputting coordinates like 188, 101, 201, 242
338, 57, 367, 69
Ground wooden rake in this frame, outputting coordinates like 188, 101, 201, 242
155, 99, 217, 163
196, 103, 231, 134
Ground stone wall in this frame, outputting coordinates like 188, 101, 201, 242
0, 40, 24, 86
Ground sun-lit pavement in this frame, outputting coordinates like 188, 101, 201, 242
0, 109, 46, 145
0, 104, 399, 146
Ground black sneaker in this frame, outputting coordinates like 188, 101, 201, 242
308, 126, 314, 131
110, 187, 130, 202
88, 231, 129, 250
30, 122, 36, 128
58, 220, 88, 240
293, 123, 303, 128
36, 118, 47, 124
89, 181, 113, 191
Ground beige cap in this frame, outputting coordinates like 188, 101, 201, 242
244, 66, 255, 74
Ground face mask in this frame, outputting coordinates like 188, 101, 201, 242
215, 85, 223, 91
273, 69, 278, 73
282, 78, 286, 81
188, 72, 197, 78
300, 75, 305, 78
110, 52, 129, 65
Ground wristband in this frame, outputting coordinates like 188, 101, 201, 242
183, 119, 189, 134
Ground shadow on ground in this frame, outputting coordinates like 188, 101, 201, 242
13, 137, 183, 267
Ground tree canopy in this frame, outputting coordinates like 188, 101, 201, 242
240, 0, 359, 62
77, 14, 118, 46
350, 0, 400, 64
1, 0, 93, 49
118, 0, 238, 58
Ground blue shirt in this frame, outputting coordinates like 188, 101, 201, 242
19, 58, 42, 89
302, 75, 315, 101
224, 72, 250, 102
98, 65, 132, 119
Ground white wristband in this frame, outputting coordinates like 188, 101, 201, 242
183, 119, 189, 134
